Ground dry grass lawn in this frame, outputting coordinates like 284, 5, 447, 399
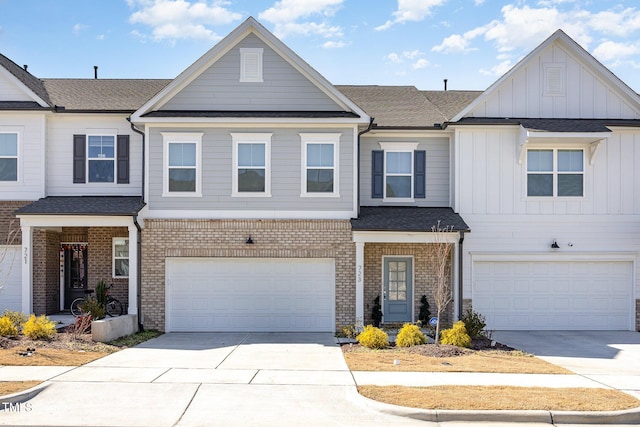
0, 381, 42, 397
343, 348, 571, 374
0, 348, 109, 366
359, 385, 640, 411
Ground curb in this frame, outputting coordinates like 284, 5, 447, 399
357, 389, 640, 424
0, 382, 49, 405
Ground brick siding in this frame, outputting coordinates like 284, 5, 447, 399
363, 243, 454, 328
0, 201, 29, 245
141, 219, 353, 331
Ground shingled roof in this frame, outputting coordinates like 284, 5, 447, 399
351, 207, 470, 232
0, 53, 51, 106
15, 196, 145, 215
43, 79, 171, 112
422, 90, 482, 121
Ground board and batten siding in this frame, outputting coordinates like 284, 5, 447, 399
0, 113, 45, 200
359, 136, 450, 207
467, 42, 640, 119
455, 128, 640, 216
147, 127, 354, 212
162, 34, 342, 112
46, 114, 142, 196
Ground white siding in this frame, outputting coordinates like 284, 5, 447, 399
0, 246, 21, 312
162, 34, 342, 112
0, 113, 45, 200
46, 114, 142, 196
468, 42, 640, 119
360, 136, 450, 207
0, 73, 33, 102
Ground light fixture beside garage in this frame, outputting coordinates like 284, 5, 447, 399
550, 239, 560, 250
246, 235, 254, 244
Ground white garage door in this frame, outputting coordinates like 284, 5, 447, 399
473, 260, 632, 330
166, 258, 335, 332
0, 247, 21, 312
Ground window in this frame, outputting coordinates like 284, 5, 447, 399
527, 149, 584, 197
385, 151, 412, 198
374, 142, 423, 201
0, 133, 18, 182
113, 238, 129, 278
240, 48, 263, 82
232, 133, 271, 196
301, 133, 340, 197
87, 135, 115, 182
162, 133, 202, 196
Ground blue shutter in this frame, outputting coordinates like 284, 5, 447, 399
414, 150, 426, 198
372, 150, 384, 199
73, 134, 86, 184
117, 135, 130, 184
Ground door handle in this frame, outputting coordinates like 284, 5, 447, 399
383, 290, 386, 300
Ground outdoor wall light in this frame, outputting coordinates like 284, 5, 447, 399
246, 236, 254, 244
551, 240, 560, 249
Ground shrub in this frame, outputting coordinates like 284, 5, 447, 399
95, 280, 109, 308
341, 324, 358, 339
79, 298, 106, 320
461, 307, 487, 338
22, 314, 56, 340
67, 314, 92, 339
0, 316, 18, 337
396, 323, 426, 347
418, 295, 431, 325
440, 321, 471, 348
2, 309, 27, 331
357, 325, 389, 349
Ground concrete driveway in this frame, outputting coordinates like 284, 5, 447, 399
492, 330, 640, 399
0, 333, 431, 427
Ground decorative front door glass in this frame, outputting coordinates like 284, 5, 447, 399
383, 257, 413, 323
63, 245, 88, 309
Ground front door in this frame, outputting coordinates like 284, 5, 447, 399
63, 245, 88, 309
383, 257, 413, 323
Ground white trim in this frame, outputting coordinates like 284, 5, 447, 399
239, 48, 264, 82
378, 142, 419, 151
525, 147, 585, 198
0, 66, 50, 107
0, 130, 20, 184
380, 144, 417, 202
353, 230, 460, 244
17, 215, 136, 228
162, 132, 203, 197
355, 242, 365, 328
300, 133, 340, 197
86, 134, 117, 184
112, 237, 129, 279
21, 225, 32, 314
231, 133, 272, 197
381, 255, 415, 323
142, 209, 355, 220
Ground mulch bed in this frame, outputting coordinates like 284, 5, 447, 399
341, 337, 517, 358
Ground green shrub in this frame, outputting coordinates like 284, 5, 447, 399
357, 325, 389, 349
418, 295, 431, 325
440, 321, 471, 348
461, 307, 486, 338
2, 309, 27, 331
341, 324, 358, 339
95, 280, 109, 308
22, 314, 56, 340
396, 323, 426, 347
0, 316, 18, 337
79, 298, 106, 320
371, 295, 382, 327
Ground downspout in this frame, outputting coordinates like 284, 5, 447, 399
128, 118, 145, 331
458, 230, 466, 320
357, 117, 375, 216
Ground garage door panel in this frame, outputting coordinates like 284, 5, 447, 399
166, 258, 334, 332
473, 260, 632, 330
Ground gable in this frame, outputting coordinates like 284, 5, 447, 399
0, 70, 34, 102
162, 34, 342, 112
456, 31, 640, 121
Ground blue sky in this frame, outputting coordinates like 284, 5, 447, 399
1, 0, 639, 91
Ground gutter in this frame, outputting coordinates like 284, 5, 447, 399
357, 117, 375, 216
458, 230, 466, 320
127, 118, 146, 200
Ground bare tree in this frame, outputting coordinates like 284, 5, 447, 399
431, 220, 454, 345
0, 219, 20, 293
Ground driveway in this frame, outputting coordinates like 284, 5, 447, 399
0, 333, 431, 427
492, 330, 640, 399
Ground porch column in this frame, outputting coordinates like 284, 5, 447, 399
127, 225, 138, 315
21, 225, 32, 314
355, 242, 364, 329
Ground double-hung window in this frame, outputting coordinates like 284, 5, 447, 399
527, 149, 584, 197
163, 133, 202, 196
112, 238, 129, 278
87, 135, 115, 183
301, 133, 340, 197
232, 133, 271, 196
373, 142, 425, 201
0, 132, 18, 182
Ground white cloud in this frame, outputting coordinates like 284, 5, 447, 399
128, 0, 241, 42
73, 24, 89, 36
403, 49, 422, 60
474, 0, 485, 5
96, 34, 105, 40
258, 0, 344, 38
412, 58, 429, 69
386, 53, 402, 64
432, 34, 474, 53
479, 60, 513, 77
588, 8, 640, 37
322, 40, 346, 48
375, 0, 447, 31
593, 40, 640, 62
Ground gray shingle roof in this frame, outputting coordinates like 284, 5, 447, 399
0, 53, 51, 106
42, 79, 171, 111
422, 90, 482, 121
143, 110, 359, 118
352, 207, 470, 232
16, 196, 145, 215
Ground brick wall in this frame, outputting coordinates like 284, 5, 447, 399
363, 243, 454, 327
87, 227, 130, 309
32, 230, 61, 315
0, 201, 29, 245
141, 219, 354, 331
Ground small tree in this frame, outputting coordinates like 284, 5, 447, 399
431, 221, 454, 345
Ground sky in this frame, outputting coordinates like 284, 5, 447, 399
1, 0, 639, 92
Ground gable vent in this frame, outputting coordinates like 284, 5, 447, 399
240, 48, 263, 82
544, 63, 565, 96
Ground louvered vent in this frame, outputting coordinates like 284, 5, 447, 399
240, 48, 263, 82
544, 64, 565, 95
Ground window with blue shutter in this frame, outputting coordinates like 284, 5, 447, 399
372, 150, 384, 198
